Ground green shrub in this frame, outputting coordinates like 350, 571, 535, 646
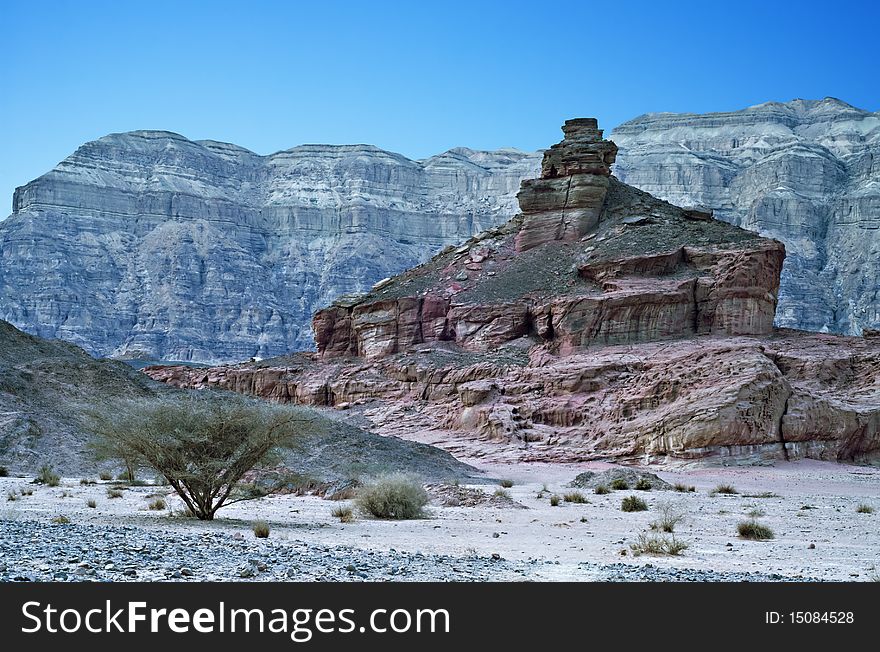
594, 484, 610, 495
711, 484, 738, 495
634, 478, 653, 491
89, 396, 304, 521
51, 515, 71, 524
148, 498, 167, 511
737, 520, 774, 540
630, 533, 688, 556
355, 473, 428, 520
856, 504, 874, 514
87, 499, 97, 509
107, 488, 123, 499
252, 521, 270, 538
332, 506, 355, 523
99, 472, 112, 481
610, 478, 629, 491
37, 465, 60, 487
499, 479, 514, 488
563, 491, 588, 504
549, 494, 560, 507
621, 495, 648, 512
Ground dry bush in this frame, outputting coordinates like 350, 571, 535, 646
332, 506, 355, 523
621, 495, 648, 512
737, 520, 774, 540
650, 502, 684, 532
630, 533, 688, 556
148, 498, 167, 511
355, 473, 428, 519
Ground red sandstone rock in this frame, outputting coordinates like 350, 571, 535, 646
141, 117, 880, 466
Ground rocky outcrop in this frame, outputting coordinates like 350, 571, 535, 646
145, 118, 880, 466
145, 331, 880, 465
515, 118, 618, 251
612, 97, 880, 336
0, 132, 540, 363
4, 99, 876, 365
312, 121, 784, 360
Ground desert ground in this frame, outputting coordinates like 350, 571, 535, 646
1, 459, 877, 582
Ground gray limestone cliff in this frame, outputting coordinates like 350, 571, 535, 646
2, 99, 876, 363
0, 132, 540, 362
612, 98, 880, 335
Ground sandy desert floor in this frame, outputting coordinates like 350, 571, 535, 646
1, 459, 877, 581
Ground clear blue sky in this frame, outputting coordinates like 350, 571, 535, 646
2, 0, 878, 211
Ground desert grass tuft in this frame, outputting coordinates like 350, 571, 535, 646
563, 491, 589, 504
711, 484, 738, 496
610, 478, 629, 491
148, 498, 167, 511
621, 495, 649, 512
856, 503, 874, 514
87, 499, 97, 508
106, 488, 123, 499
549, 494, 560, 507
594, 484, 610, 495
737, 519, 774, 540
499, 479, 514, 489
252, 521, 270, 538
332, 506, 355, 523
630, 533, 688, 556
650, 503, 684, 532
37, 464, 60, 487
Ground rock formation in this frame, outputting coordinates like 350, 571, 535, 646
612, 97, 880, 336
3, 98, 876, 365
310, 120, 784, 360
145, 118, 880, 465
0, 132, 540, 363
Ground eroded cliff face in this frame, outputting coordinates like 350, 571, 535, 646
145, 331, 880, 464
146, 119, 880, 466
312, 120, 784, 360
0, 132, 540, 363
612, 97, 880, 336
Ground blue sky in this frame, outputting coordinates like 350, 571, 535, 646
1, 0, 878, 209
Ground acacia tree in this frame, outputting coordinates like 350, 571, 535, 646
90, 395, 303, 520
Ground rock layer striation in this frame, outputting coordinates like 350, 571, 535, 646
145, 118, 880, 465
0, 132, 540, 362
612, 98, 880, 336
